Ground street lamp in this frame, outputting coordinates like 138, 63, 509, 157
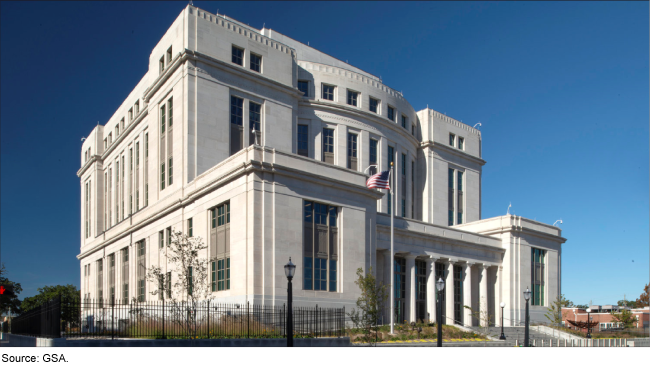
523, 287, 531, 347
436, 278, 445, 347
586, 308, 592, 339
499, 302, 506, 340
284, 257, 296, 347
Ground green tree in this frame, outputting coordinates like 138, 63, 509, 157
20, 284, 80, 323
0, 263, 22, 315
347, 267, 388, 345
610, 309, 639, 329
617, 299, 637, 308
575, 304, 589, 309
636, 284, 649, 308
545, 294, 570, 326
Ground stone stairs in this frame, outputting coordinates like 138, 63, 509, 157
472, 326, 560, 346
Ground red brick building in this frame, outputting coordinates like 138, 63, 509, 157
562, 305, 649, 333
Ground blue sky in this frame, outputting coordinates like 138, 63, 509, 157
1, 1, 647, 306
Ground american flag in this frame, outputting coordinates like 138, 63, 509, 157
366, 170, 391, 189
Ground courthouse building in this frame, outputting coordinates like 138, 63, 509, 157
77, 5, 566, 327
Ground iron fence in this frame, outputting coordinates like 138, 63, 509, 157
11, 295, 61, 338
59, 297, 344, 340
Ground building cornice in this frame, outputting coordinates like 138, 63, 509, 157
300, 100, 420, 148
421, 140, 486, 166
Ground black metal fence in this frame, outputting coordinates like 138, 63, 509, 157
52, 298, 344, 340
11, 295, 61, 338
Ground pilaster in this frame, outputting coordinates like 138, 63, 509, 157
405, 253, 417, 323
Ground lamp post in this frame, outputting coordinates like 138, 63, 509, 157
284, 257, 296, 347
436, 278, 445, 347
586, 308, 592, 339
523, 287, 531, 347
499, 302, 506, 340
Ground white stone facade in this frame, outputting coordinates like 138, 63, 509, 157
77, 5, 566, 326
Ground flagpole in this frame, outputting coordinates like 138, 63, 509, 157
390, 161, 394, 335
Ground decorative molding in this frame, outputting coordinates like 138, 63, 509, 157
421, 140, 486, 166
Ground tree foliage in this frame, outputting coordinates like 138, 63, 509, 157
610, 309, 639, 329
347, 267, 388, 345
0, 263, 22, 315
636, 284, 649, 308
544, 294, 570, 326
20, 284, 80, 323
617, 299, 637, 308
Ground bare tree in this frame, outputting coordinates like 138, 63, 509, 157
464, 297, 493, 336
145, 229, 209, 339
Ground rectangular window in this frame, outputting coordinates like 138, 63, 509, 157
160, 104, 166, 133
168, 97, 173, 127
298, 80, 309, 97
449, 133, 455, 147
104, 138, 107, 150
401, 154, 406, 218
347, 133, 358, 170
122, 247, 129, 304
230, 96, 244, 155
161, 163, 165, 190
135, 101, 139, 115
347, 90, 358, 106
168, 157, 173, 186
167, 46, 172, 64
369, 139, 378, 176
97, 259, 103, 302
297, 125, 309, 157
216, 258, 230, 291
322, 128, 334, 164
303, 200, 338, 292
416, 260, 427, 322
120, 118, 124, 131
435, 263, 446, 323
129, 148, 133, 215
250, 53, 261, 72
249, 102, 261, 146
388, 146, 394, 215
188, 266, 193, 296
159, 56, 165, 74
129, 108, 133, 122
401, 115, 407, 129
369, 97, 379, 113
211, 261, 217, 292
458, 137, 464, 150
454, 265, 463, 325
116, 125, 120, 138
137, 240, 146, 302
159, 230, 164, 249
531, 248, 546, 306
448, 168, 454, 226
166, 226, 172, 246
457, 171, 463, 224
144, 133, 149, 206
209, 201, 230, 291
322, 84, 335, 101
108, 254, 116, 301
135, 142, 139, 210
188, 218, 193, 237
411, 161, 415, 219
387, 106, 395, 121
412, 124, 415, 136
394, 257, 406, 324
115, 160, 120, 222
108, 133, 112, 145
232, 46, 243, 65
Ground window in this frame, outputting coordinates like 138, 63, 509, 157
160, 104, 166, 133
347, 90, 358, 106
369, 97, 379, 113
449, 133, 455, 147
115, 125, 120, 138
303, 201, 338, 292
144, 133, 149, 206
129, 148, 133, 214
416, 260, 427, 322
120, 118, 124, 131
108, 254, 116, 301
165, 272, 171, 298
532, 248, 546, 306
448, 168, 454, 226
168, 157, 173, 186
188, 218, 193, 237
457, 171, 463, 224
159, 56, 165, 74
250, 53, 261, 72
97, 259, 104, 304
135, 142, 139, 210
402, 115, 407, 129
232, 46, 243, 65
347, 133, 358, 170
104, 138, 107, 150
458, 137, 464, 150
121, 247, 129, 304
435, 263, 446, 323
387, 146, 394, 214
209, 202, 230, 291
298, 80, 309, 97
453, 265, 463, 324
137, 240, 146, 302
84, 181, 89, 238
116, 160, 120, 222
412, 123, 415, 136
297, 125, 309, 157
135, 101, 139, 115
322, 84, 335, 101
230, 96, 244, 155
401, 153, 406, 218
161, 162, 165, 190
411, 161, 415, 219
166, 226, 172, 246
166, 46, 172, 64
322, 128, 334, 164
394, 257, 406, 323
168, 97, 173, 127
249, 102, 261, 146
108, 133, 112, 145
369, 139, 378, 176
387, 106, 395, 121
129, 108, 133, 122
159, 230, 164, 249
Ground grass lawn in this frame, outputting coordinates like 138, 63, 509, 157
347, 322, 488, 344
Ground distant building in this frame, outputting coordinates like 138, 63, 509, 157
562, 306, 650, 332
77, 4, 567, 327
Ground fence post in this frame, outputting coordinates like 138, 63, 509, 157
207, 299, 209, 339
111, 294, 115, 340
247, 301, 250, 339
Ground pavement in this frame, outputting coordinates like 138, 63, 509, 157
353, 338, 511, 347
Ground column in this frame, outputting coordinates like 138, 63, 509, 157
445, 261, 454, 325
463, 263, 473, 327
479, 264, 489, 327
405, 254, 416, 323
495, 266, 502, 327
382, 250, 392, 324
426, 257, 436, 324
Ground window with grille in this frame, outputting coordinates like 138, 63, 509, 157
166, 272, 171, 298
416, 260, 427, 322
458, 137, 464, 150
457, 171, 463, 224
394, 257, 406, 324
166, 227, 172, 246
250, 53, 261, 72
97, 259, 103, 302
449, 133, 455, 147
109, 254, 115, 301
369, 139, 378, 176
387, 106, 395, 121
347, 90, 358, 106
168, 157, 173, 186
249, 102, 261, 146
369, 97, 379, 113
167, 46, 172, 64
448, 168, 454, 226
531, 248, 546, 306
188, 266, 193, 296
303, 201, 338, 292
322, 84, 335, 101
159, 230, 164, 249
297, 125, 309, 157
453, 265, 463, 325
298, 80, 309, 97
347, 133, 358, 170
188, 218, 193, 237
210, 202, 230, 291
402, 115, 407, 129
232, 46, 243, 65
137, 240, 146, 302
322, 128, 334, 164
230, 96, 244, 155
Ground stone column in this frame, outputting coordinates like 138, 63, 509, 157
426, 257, 436, 324
445, 261, 454, 325
494, 266, 501, 327
479, 264, 489, 327
382, 250, 392, 324
463, 263, 473, 327
405, 254, 417, 323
